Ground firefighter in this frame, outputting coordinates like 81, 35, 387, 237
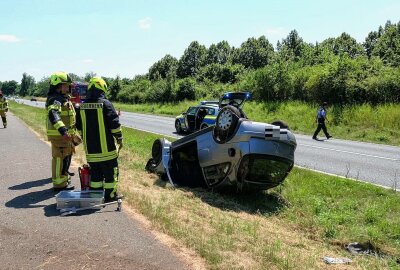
0, 90, 8, 128
46, 72, 77, 191
75, 77, 123, 202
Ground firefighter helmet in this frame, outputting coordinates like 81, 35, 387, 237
88, 77, 108, 93
50, 72, 72, 86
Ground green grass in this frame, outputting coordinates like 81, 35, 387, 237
113, 100, 400, 146
10, 101, 400, 269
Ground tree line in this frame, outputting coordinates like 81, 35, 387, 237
1, 20, 399, 105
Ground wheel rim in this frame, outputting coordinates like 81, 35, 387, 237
218, 111, 233, 131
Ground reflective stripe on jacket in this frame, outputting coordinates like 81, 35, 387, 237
75, 97, 122, 163
0, 97, 8, 111
46, 93, 76, 139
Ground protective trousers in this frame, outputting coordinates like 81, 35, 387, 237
88, 158, 119, 200
51, 140, 74, 188
0, 111, 6, 128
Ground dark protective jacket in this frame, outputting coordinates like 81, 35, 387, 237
46, 92, 76, 139
75, 90, 122, 163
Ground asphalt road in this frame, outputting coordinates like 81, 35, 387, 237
16, 99, 400, 190
0, 113, 190, 269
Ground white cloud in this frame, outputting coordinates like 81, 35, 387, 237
265, 27, 286, 36
138, 17, 152, 30
0, 34, 20, 42
83, 59, 94, 64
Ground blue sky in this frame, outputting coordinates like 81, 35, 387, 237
0, 0, 399, 82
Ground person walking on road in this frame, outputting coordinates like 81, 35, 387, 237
312, 102, 332, 140
0, 90, 9, 128
75, 77, 123, 202
46, 72, 78, 191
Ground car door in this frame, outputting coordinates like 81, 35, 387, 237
184, 106, 198, 132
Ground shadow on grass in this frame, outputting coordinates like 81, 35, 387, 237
154, 177, 288, 216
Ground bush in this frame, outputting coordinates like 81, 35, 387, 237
176, 78, 196, 101
198, 63, 245, 83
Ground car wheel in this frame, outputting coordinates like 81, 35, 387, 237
271, 120, 289, 129
175, 120, 182, 134
145, 139, 163, 172
213, 105, 240, 143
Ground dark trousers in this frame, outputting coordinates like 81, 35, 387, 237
89, 158, 119, 200
62, 155, 72, 175
313, 119, 330, 138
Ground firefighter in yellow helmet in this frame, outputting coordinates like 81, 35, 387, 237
75, 77, 123, 202
46, 72, 77, 191
0, 90, 9, 128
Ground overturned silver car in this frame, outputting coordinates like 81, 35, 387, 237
146, 92, 297, 191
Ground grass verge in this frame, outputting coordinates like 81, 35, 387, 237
10, 101, 400, 270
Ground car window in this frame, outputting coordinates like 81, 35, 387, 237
206, 108, 215, 115
186, 107, 197, 115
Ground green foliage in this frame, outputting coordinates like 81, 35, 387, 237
117, 77, 150, 103
198, 63, 245, 83
176, 78, 196, 101
177, 41, 207, 78
233, 36, 274, 69
19, 72, 35, 96
31, 76, 50, 96
4, 20, 400, 107
205, 41, 232, 65
372, 21, 400, 66
277, 30, 307, 62
0, 80, 18, 95
106, 76, 122, 101
148, 54, 178, 81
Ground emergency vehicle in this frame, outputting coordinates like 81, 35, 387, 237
70, 82, 88, 104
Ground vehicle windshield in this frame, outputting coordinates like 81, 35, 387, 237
219, 92, 251, 108
204, 107, 216, 115
186, 107, 197, 115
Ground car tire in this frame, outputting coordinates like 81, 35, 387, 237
175, 120, 182, 134
145, 139, 163, 172
271, 120, 289, 129
213, 105, 240, 143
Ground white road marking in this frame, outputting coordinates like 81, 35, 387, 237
299, 143, 399, 161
